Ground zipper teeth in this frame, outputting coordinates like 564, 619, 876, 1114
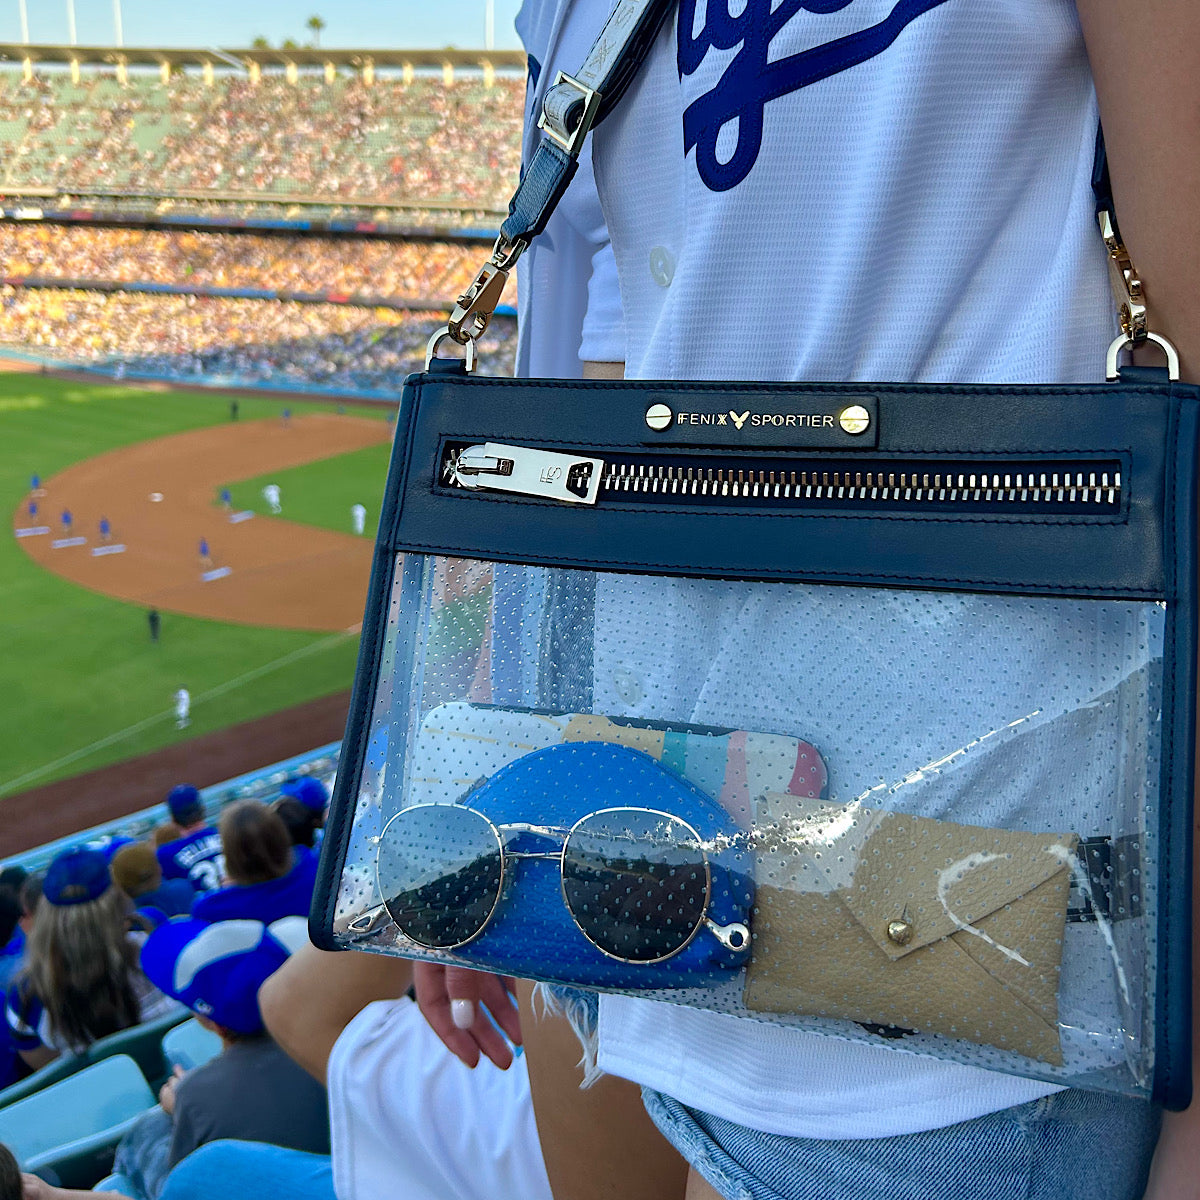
597, 463, 1121, 505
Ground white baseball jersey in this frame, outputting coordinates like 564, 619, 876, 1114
517, 0, 1122, 1140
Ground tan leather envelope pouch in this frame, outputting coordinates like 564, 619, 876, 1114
743, 794, 1078, 1064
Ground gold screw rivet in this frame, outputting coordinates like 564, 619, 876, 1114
839, 405, 870, 435
886, 918, 914, 946
645, 403, 673, 431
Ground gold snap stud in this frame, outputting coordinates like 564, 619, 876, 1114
839, 405, 870, 435
886, 918, 914, 946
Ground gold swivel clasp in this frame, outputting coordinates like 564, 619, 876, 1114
1099, 210, 1179, 381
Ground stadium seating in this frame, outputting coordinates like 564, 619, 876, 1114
85, 1008, 190, 1089
0, 224, 483, 303
162, 1018, 222, 1072
0, 71, 524, 211
0, 287, 519, 387
0, 1054, 154, 1187
0, 1052, 87, 1110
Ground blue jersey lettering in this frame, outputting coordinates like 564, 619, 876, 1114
678, 0, 954, 192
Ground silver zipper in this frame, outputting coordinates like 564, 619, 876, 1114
444, 444, 1122, 511
446, 442, 604, 504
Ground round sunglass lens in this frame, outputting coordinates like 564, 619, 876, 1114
376, 805, 503, 949
562, 810, 709, 963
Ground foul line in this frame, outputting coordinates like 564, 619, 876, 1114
0, 631, 353, 798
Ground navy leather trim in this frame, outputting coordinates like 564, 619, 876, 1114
500, 141, 578, 247
1153, 395, 1197, 1110
1117, 365, 1173, 386
309, 398, 416, 951
318, 370, 1197, 1107
391, 375, 1199, 599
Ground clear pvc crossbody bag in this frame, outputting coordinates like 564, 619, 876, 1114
311, 0, 1196, 1106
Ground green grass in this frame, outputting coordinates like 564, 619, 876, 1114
223, 441, 393, 539
0, 376, 386, 797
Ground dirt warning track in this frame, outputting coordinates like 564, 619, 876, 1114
13, 414, 393, 632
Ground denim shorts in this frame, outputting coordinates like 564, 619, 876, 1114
641, 1085, 1161, 1200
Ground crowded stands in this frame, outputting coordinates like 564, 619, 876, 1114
0, 225, 484, 304
0, 769, 547, 1198
0, 753, 543, 1200
0, 59, 526, 389
0, 72, 523, 210
0, 289, 518, 383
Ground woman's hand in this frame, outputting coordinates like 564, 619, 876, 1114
412, 961, 522, 1069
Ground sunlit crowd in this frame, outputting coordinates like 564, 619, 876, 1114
0, 72, 523, 210
0, 224, 486, 302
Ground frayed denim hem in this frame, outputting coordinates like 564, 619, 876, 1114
534, 983, 602, 1086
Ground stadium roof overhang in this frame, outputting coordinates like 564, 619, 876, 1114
0, 44, 526, 70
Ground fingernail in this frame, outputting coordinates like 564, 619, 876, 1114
451, 998, 475, 1029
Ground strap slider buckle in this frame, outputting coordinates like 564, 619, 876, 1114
538, 71, 602, 156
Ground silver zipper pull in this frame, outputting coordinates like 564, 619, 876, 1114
451, 442, 605, 505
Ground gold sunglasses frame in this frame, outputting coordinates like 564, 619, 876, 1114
349, 802, 750, 964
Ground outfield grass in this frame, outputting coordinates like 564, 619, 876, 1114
0, 374, 388, 797
224, 440, 393, 539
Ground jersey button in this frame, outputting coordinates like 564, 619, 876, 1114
649, 246, 675, 288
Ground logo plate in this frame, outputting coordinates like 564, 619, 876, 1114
643, 395, 878, 448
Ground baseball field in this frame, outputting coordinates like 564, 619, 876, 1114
1, 370, 396, 811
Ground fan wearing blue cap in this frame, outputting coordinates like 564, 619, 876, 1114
5, 847, 178, 1071
278, 775, 330, 846
155, 785, 224, 895
115, 918, 329, 1192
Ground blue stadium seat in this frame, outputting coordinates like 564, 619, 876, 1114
86, 1008, 189, 1087
161, 1018, 221, 1072
0, 1053, 87, 1110
94, 1172, 138, 1195
0, 1054, 155, 1188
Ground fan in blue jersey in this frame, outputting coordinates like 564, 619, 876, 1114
192, 801, 318, 926
156, 785, 225, 894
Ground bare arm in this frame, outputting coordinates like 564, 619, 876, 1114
1075, 0, 1200, 380
1074, 5, 1200, 1196
259, 943, 412, 1085
21, 1176, 124, 1200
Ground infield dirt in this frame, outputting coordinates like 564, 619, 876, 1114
13, 413, 392, 632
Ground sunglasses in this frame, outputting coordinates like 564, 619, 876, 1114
348, 802, 750, 965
